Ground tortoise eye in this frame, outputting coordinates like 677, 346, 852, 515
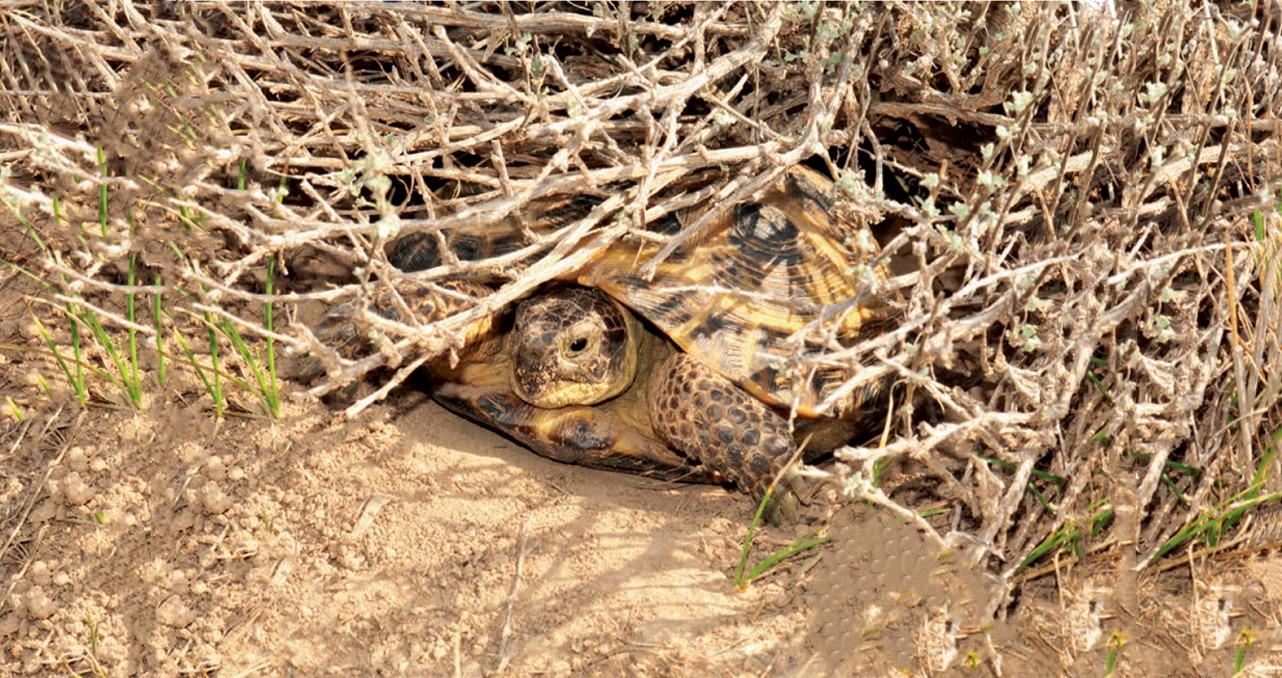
568, 337, 588, 354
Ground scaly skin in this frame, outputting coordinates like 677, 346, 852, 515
646, 352, 807, 523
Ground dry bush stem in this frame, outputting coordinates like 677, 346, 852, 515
408, 5, 748, 41
4, 6, 1279, 643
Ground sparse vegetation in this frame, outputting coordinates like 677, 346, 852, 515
0, 1, 1279, 675
735, 486, 830, 590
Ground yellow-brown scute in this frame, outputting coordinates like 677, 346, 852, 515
582, 166, 888, 416
508, 288, 639, 408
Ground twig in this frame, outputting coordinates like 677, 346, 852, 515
495, 513, 536, 673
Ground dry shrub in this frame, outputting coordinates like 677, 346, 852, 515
2, 0, 1280, 617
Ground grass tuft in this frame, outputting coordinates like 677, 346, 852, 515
734, 487, 829, 590
1148, 429, 1282, 564
25, 299, 88, 409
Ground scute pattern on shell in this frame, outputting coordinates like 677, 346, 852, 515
348, 165, 887, 419
389, 193, 607, 276
582, 166, 886, 417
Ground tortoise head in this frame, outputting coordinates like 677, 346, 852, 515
508, 287, 640, 408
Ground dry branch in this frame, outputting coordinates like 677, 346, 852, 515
1, 0, 1280, 639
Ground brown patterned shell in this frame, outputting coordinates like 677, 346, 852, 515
581, 166, 886, 417
384, 166, 886, 418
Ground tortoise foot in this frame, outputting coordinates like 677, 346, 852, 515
647, 352, 807, 525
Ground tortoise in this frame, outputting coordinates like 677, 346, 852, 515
311, 166, 889, 523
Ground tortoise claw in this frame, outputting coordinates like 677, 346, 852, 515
757, 463, 808, 526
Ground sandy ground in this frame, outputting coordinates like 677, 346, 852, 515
0, 257, 838, 676
2, 269, 1281, 677
0, 377, 821, 675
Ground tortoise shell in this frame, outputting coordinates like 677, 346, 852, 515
393, 165, 887, 418
580, 166, 886, 417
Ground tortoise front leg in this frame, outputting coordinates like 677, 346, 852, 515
646, 353, 808, 525
432, 381, 720, 484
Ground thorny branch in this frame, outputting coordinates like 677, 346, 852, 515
1, 1, 1280, 628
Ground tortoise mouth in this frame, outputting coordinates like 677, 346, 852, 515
512, 376, 622, 408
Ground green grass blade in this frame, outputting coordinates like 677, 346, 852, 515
1085, 368, 1112, 401
1016, 521, 1081, 574
1105, 631, 1122, 675
153, 274, 166, 384
127, 249, 140, 400
1015, 506, 1112, 574
67, 304, 84, 401
265, 254, 278, 416
1148, 492, 1282, 564
25, 302, 86, 408
735, 488, 771, 589
744, 531, 829, 584
1, 257, 54, 290
203, 312, 224, 419
9, 203, 48, 252
975, 456, 1068, 486
36, 374, 54, 400
74, 306, 142, 409
169, 313, 222, 419
217, 317, 277, 417
734, 487, 830, 588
